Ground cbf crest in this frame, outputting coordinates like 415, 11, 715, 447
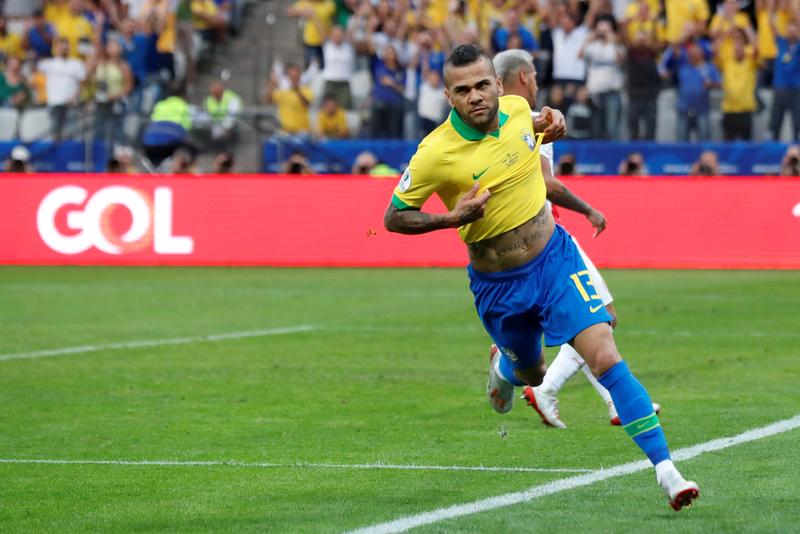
520, 129, 544, 152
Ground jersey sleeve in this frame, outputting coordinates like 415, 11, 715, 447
391, 146, 442, 210
539, 142, 555, 171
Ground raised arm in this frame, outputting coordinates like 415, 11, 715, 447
384, 183, 491, 234
542, 155, 607, 236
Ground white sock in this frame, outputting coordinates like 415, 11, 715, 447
580, 365, 616, 417
493, 353, 515, 385
540, 344, 585, 396
655, 459, 679, 483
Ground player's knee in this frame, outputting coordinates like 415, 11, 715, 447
588, 349, 621, 377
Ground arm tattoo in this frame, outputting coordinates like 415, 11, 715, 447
547, 182, 592, 216
383, 205, 454, 235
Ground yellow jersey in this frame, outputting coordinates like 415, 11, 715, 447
52, 13, 93, 58
293, 0, 335, 47
273, 86, 313, 133
664, 0, 709, 43
721, 49, 758, 113
0, 31, 24, 60
392, 95, 546, 244
317, 108, 349, 138
710, 12, 751, 65
757, 8, 790, 60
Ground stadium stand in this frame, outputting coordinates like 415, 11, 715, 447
0, 0, 799, 173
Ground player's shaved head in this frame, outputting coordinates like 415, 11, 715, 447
492, 49, 534, 87
493, 49, 538, 108
443, 44, 495, 87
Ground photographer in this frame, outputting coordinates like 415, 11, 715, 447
781, 145, 800, 176
691, 150, 721, 176
282, 151, 315, 174
619, 152, 648, 176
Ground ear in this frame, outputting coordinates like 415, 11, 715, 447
444, 87, 454, 107
496, 74, 503, 96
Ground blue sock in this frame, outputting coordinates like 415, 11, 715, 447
599, 360, 670, 465
498, 353, 525, 386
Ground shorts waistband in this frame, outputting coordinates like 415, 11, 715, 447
467, 225, 565, 282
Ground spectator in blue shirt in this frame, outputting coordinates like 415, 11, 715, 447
769, 14, 800, 141
370, 44, 406, 139
119, 17, 160, 114
492, 10, 537, 53
22, 10, 54, 59
660, 40, 720, 142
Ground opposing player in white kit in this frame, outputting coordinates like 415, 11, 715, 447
488, 49, 659, 428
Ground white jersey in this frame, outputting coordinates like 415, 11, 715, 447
531, 111, 612, 306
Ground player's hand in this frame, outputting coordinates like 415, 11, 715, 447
536, 106, 567, 143
587, 208, 607, 237
451, 182, 491, 226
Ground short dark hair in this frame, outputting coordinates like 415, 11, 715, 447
444, 44, 494, 85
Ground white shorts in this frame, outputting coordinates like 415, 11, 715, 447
571, 236, 613, 306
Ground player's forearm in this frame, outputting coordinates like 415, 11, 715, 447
546, 179, 592, 215
384, 205, 458, 234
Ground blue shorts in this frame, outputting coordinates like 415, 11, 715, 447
468, 224, 612, 373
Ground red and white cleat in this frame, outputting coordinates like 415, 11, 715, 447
521, 386, 567, 429
610, 402, 661, 426
658, 464, 700, 511
669, 482, 700, 511
487, 345, 514, 414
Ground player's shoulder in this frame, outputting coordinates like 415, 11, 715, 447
410, 119, 455, 169
499, 94, 531, 115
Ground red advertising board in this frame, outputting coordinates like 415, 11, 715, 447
1, 174, 799, 269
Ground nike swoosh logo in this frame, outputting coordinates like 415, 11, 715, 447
633, 420, 652, 431
589, 304, 603, 313
472, 167, 489, 180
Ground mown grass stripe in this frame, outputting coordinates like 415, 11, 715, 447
348, 414, 800, 534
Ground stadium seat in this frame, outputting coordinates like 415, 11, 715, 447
18, 108, 53, 142
0, 108, 19, 141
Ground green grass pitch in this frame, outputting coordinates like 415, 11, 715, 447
1, 267, 798, 533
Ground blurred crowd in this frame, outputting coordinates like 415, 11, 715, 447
0, 0, 244, 148
267, 0, 800, 143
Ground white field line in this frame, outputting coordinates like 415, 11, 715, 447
348, 414, 800, 534
0, 458, 592, 474
318, 325, 800, 339
5, 324, 793, 365
0, 325, 316, 362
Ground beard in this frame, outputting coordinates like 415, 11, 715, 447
461, 97, 500, 132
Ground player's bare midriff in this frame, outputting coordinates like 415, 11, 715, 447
466, 205, 555, 273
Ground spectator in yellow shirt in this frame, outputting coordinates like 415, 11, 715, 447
710, 0, 753, 66
52, 0, 95, 58
622, 1, 664, 47
264, 63, 313, 135
192, 0, 225, 44
44, 0, 70, 26
288, 0, 336, 68
756, 0, 791, 85
0, 16, 25, 60
718, 28, 759, 140
315, 94, 350, 138
664, 0, 710, 44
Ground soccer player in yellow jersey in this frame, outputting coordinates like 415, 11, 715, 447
384, 44, 699, 511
